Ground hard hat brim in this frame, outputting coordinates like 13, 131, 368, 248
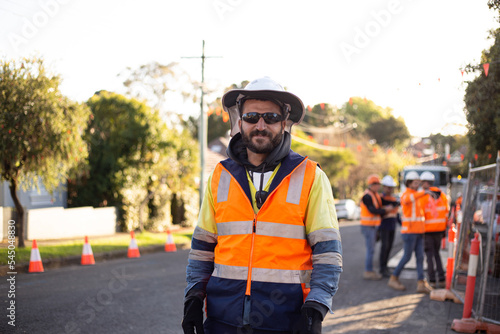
222, 89, 305, 124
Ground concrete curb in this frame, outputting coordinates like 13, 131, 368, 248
0, 242, 190, 276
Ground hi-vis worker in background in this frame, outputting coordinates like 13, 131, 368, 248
420, 171, 449, 288
360, 175, 394, 280
182, 77, 343, 334
379, 175, 401, 278
387, 171, 433, 294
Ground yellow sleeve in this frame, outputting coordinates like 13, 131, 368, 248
197, 171, 217, 234
304, 166, 339, 234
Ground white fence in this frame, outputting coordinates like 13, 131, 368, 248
26, 206, 117, 240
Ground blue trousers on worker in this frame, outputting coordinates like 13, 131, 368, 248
392, 233, 425, 280
361, 225, 377, 272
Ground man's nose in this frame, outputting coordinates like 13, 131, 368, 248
255, 117, 267, 130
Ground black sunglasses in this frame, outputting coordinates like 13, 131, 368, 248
241, 112, 283, 124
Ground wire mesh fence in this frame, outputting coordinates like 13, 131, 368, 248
451, 155, 500, 325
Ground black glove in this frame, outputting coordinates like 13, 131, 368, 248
181, 295, 205, 334
293, 304, 323, 334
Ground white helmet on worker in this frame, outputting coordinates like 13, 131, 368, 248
221, 77, 305, 136
420, 171, 435, 182
405, 171, 420, 182
381, 175, 397, 187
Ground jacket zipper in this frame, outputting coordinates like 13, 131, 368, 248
245, 214, 257, 296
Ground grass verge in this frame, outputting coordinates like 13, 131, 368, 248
0, 231, 193, 266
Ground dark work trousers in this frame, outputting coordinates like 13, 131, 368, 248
424, 232, 446, 282
379, 229, 395, 275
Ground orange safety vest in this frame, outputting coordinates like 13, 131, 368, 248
360, 190, 383, 226
421, 187, 449, 233
207, 157, 318, 328
400, 188, 426, 234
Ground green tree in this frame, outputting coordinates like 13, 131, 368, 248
340, 97, 409, 147
302, 103, 336, 128
464, 26, 500, 163
69, 92, 166, 229
366, 115, 410, 147
291, 130, 357, 199
341, 97, 390, 132
184, 81, 248, 141
0, 57, 90, 247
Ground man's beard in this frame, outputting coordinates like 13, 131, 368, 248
241, 127, 283, 154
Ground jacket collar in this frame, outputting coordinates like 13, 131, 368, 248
220, 150, 306, 204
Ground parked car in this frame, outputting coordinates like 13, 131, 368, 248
334, 199, 361, 221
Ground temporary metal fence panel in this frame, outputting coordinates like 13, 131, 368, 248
451, 154, 500, 325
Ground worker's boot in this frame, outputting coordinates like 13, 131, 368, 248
363, 271, 382, 280
416, 280, 433, 294
387, 275, 406, 291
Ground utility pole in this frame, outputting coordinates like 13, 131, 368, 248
182, 40, 222, 207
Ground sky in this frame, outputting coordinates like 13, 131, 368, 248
0, 0, 498, 138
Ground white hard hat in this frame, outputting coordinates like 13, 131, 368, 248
405, 171, 420, 181
381, 175, 397, 187
222, 77, 305, 136
420, 171, 435, 182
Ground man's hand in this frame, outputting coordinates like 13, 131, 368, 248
293, 305, 323, 334
181, 296, 204, 334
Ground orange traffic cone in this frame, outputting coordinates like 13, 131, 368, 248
81, 236, 95, 265
128, 231, 140, 258
29, 240, 44, 273
165, 229, 177, 252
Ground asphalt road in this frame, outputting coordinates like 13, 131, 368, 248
0, 221, 463, 334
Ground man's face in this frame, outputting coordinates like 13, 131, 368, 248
408, 180, 420, 190
421, 181, 432, 190
239, 99, 285, 154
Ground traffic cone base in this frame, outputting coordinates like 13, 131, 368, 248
165, 229, 177, 252
430, 289, 462, 303
81, 236, 95, 265
29, 240, 44, 273
128, 232, 140, 258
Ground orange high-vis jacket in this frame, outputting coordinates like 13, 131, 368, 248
210, 159, 316, 296
360, 190, 383, 226
421, 186, 449, 233
400, 188, 427, 234
189, 154, 342, 331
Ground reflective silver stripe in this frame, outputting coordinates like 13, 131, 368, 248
256, 221, 306, 239
425, 219, 447, 224
402, 217, 425, 222
216, 221, 253, 236
312, 252, 343, 267
212, 263, 312, 284
286, 160, 307, 205
425, 207, 447, 213
212, 263, 247, 280
308, 228, 341, 247
188, 249, 215, 262
217, 169, 231, 203
252, 267, 312, 284
193, 226, 218, 243
410, 194, 416, 219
